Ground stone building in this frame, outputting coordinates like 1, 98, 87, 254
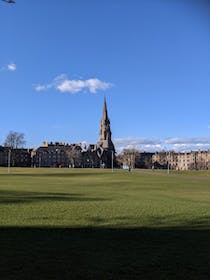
172, 151, 210, 170
152, 150, 210, 170
176, 152, 196, 170
152, 152, 168, 169
0, 146, 8, 166
33, 142, 73, 168
195, 150, 210, 170
33, 142, 101, 168
0, 146, 32, 167
97, 97, 115, 168
32, 98, 115, 168
137, 152, 154, 168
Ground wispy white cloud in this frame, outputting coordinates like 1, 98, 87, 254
35, 75, 112, 94
35, 85, 47, 92
7, 63, 16, 71
165, 137, 210, 145
114, 137, 161, 146
0, 63, 17, 72
114, 138, 163, 153
114, 137, 210, 153
34, 83, 53, 92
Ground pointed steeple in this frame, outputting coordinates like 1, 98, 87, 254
97, 98, 115, 168
102, 97, 108, 122
99, 98, 115, 151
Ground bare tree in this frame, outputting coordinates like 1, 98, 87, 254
118, 148, 139, 169
66, 145, 82, 167
4, 131, 26, 149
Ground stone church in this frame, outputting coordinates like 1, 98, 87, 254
96, 97, 115, 167
32, 98, 115, 168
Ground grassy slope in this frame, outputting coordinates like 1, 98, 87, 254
0, 168, 210, 279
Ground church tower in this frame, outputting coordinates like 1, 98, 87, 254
97, 98, 115, 167
99, 97, 115, 150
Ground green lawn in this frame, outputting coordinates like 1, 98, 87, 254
0, 168, 210, 279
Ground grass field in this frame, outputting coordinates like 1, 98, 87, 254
0, 168, 210, 279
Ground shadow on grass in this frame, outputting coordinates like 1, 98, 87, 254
0, 190, 109, 204
0, 172, 106, 178
0, 226, 210, 280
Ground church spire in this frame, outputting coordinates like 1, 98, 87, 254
99, 98, 115, 151
98, 98, 115, 168
100, 97, 111, 142
102, 96, 108, 122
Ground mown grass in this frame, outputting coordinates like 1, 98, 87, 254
0, 168, 210, 279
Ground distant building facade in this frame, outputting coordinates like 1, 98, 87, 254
32, 142, 101, 168
152, 150, 210, 170
117, 149, 210, 171
31, 98, 116, 168
0, 146, 32, 167
1, 99, 210, 170
117, 150, 154, 169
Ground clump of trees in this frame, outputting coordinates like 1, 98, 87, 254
116, 148, 153, 169
4, 131, 26, 149
117, 148, 139, 169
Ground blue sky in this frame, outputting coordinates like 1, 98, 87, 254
0, 0, 210, 152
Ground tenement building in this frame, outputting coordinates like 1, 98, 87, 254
0, 146, 33, 167
152, 150, 210, 170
